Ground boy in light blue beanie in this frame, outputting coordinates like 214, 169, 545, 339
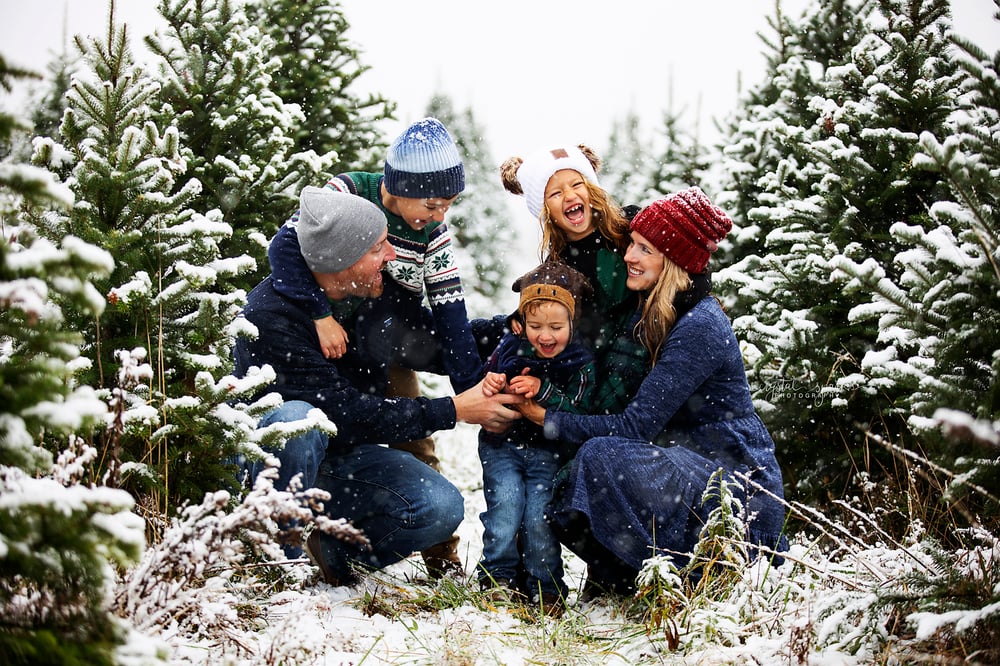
271, 118, 469, 369
267, 117, 474, 580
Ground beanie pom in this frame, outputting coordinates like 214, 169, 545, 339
499, 156, 524, 195
577, 144, 603, 175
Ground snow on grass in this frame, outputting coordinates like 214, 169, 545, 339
117, 403, 997, 665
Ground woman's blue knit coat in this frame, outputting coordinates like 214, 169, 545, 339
544, 296, 787, 570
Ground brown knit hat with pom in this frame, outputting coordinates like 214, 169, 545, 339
512, 260, 593, 323
629, 187, 732, 274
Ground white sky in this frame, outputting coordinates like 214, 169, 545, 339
2, 0, 998, 163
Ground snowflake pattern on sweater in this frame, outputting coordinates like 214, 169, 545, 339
268, 171, 481, 392
327, 172, 464, 306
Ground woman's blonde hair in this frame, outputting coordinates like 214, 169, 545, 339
636, 259, 693, 361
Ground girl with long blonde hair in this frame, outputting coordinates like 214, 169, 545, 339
497, 145, 637, 411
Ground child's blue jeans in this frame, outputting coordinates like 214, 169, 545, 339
477, 436, 567, 599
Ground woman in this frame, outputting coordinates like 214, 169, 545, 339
521, 187, 788, 596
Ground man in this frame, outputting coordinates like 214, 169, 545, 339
234, 186, 521, 586
265, 118, 479, 577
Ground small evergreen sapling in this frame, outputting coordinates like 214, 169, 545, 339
1, 54, 146, 665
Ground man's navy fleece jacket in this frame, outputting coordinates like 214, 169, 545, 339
233, 276, 457, 450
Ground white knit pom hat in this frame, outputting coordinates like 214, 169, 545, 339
515, 146, 600, 218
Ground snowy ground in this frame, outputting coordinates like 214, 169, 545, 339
167, 422, 654, 665
139, 410, 993, 666
145, 378, 979, 665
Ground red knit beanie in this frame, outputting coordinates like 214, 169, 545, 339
629, 187, 733, 274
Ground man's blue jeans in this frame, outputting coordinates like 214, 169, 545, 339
241, 400, 329, 496
242, 400, 464, 574
311, 440, 465, 582
237, 401, 329, 558
477, 437, 567, 599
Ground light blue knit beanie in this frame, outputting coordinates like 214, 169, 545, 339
383, 117, 465, 199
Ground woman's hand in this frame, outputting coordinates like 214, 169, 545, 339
517, 399, 546, 426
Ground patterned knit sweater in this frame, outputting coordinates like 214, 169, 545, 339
327, 172, 465, 306
268, 172, 480, 391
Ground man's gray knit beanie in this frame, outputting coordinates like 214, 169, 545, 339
297, 186, 387, 273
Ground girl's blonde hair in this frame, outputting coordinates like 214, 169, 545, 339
636, 259, 693, 361
540, 179, 630, 261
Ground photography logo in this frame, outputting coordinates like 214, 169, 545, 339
760, 378, 824, 407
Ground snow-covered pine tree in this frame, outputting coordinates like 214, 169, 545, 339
31, 18, 185, 387
28, 51, 74, 154
716, 0, 963, 504
31, 14, 270, 516
145, 0, 334, 288
904, 4, 1000, 429
0, 55, 71, 166
244, 0, 395, 174
0, 55, 41, 163
425, 93, 516, 311
831, 5, 1000, 524
0, 54, 146, 666
641, 100, 709, 204
714, 0, 870, 287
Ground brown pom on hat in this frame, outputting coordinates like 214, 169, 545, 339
629, 187, 733, 274
512, 260, 593, 323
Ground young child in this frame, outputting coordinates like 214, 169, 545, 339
500, 144, 635, 360
267, 117, 477, 579
476, 261, 596, 617
267, 116, 478, 391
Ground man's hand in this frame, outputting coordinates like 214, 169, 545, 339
453, 377, 525, 433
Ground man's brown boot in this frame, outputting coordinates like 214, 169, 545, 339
421, 534, 464, 581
